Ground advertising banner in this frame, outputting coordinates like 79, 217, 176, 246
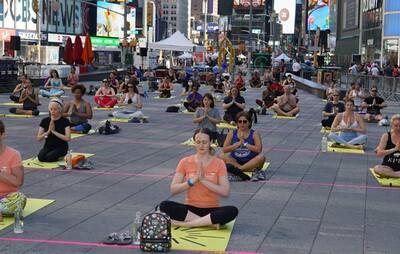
307, 0, 330, 31
274, 0, 296, 34
233, 0, 265, 10
96, 1, 124, 38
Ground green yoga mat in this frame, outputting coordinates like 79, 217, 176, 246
217, 122, 236, 130
71, 130, 96, 139
320, 127, 331, 134
23, 153, 94, 169
327, 142, 364, 154
0, 102, 23, 106
171, 220, 235, 252
154, 96, 176, 100
244, 162, 270, 177
181, 138, 218, 148
0, 199, 55, 230
181, 110, 196, 115
369, 168, 400, 187
272, 114, 298, 119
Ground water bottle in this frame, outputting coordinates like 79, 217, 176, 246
132, 211, 142, 245
66, 149, 72, 169
321, 135, 328, 153
13, 201, 24, 234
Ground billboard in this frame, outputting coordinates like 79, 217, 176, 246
233, 0, 265, 10
274, 0, 296, 34
96, 1, 124, 38
307, 0, 330, 31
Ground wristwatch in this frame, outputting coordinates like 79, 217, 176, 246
244, 142, 248, 147
187, 178, 194, 187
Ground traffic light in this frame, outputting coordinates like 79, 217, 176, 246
33, 0, 39, 14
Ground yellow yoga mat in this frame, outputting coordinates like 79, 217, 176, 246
0, 102, 23, 106
369, 168, 400, 187
181, 110, 195, 115
0, 198, 55, 230
272, 114, 298, 119
93, 106, 122, 111
327, 142, 364, 154
181, 138, 218, 148
322, 99, 328, 103
23, 153, 94, 169
154, 96, 176, 99
217, 122, 237, 130
171, 220, 235, 252
244, 162, 270, 177
320, 127, 331, 134
71, 130, 96, 139
0, 112, 47, 118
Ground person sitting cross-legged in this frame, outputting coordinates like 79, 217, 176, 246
158, 77, 173, 98
111, 82, 144, 120
193, 93, 221, 142
327, 99, 367, 149
36, 99, 71, 162
222, 86, 245, 123
362, 87, 386, 122
220, 112, 266, 181
159, 128, 238, 228
40, 69, 65, 98
270, 85, 300, 116
184, 85, 202, 112
9, 79, 40, 116
10, 74, 28, 103
373, 114, 400, 178
321, 91, 345, 128
94, 79, 118, 108
63, 84, 93, 134
0, 120, 27, 221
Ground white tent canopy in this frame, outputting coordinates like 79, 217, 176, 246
178, 52, 193, 59
149, 31, 204, 52
273, 53, 291, 62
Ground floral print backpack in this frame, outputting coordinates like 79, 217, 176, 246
140, 210, 171, 252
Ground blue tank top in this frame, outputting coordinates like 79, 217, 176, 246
50, 79, 61, 88
230, 129, 258, 164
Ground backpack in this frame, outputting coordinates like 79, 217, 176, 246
140, 210, 171, 252
166, 106, 180, 113
98, 120, 120, 135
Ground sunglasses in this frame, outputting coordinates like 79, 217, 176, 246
238, 120, 248, 124
371, 90, 377, 92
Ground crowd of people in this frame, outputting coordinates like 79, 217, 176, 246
1, 62, 399, 231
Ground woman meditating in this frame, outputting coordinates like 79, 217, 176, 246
37, 99, 71, 162
94, 79, 118, 108
184, 85, 202, 112
9, 79, 40, 116
112, 82, 144, 120
158, 77, 172, 98
0, 120, 26, 220
193, 93, 221, 141
328, 99, 367, 149
222, 86, 245, 123
10, 74, 28, 103
221, 112, 266, 181
373, 114, 400, 178
63, 85, 93, 134
40, 70, 64, 98
159, 128, 238, 228
67, 66, 79, 87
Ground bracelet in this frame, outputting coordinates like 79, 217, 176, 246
187, 179, 194, 187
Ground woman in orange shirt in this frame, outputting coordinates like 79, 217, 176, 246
160, 128, 238, 228
0, 120, 26, 220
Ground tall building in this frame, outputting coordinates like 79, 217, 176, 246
191, 0, 219, 45
160, 0, 191, 38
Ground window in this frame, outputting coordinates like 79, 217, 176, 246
385, 0, 400, 12
384, 14, 400, 36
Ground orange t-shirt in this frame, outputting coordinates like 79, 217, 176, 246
176, 155, 227, 208
0, 146, 22, 196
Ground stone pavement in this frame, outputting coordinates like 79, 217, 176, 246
0, 82, 399, 254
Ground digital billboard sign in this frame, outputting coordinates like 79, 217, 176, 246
274, 0, 296, 34
233, 0, 265, 10
307, 0, 330, 31
96, 1, 124, 38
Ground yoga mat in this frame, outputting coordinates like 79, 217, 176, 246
0, 199, 55, 230
171, 220, 235, 252
71, 130, 96, 139
109, 116, 149, 123
0, 102, 22, 106
93, 106, 122, 111
0, 112, 47, 118
320, 127, 331, 134
181, 110, 195, 115
244, 162, 270, 177
181, 138, 218, 148
369, 168, 400, 187
272, 114, 298, 119
322, 99, 328, 103
154, 96, 176, 100
327, 142, 364, 154
217, 122, 237, 130
23, 153, 94, 169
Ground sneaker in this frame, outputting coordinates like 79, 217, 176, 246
228, 173, 244, 182
257, 170, 266, 180
250, 170, 259, 182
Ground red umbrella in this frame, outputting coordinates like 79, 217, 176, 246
73, 35, 83, 65
64, 37, 74, 65
81, 34, 94, 65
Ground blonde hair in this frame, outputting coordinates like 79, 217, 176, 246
391, 114, 400, 125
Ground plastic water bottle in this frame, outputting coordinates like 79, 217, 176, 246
321, 136, 328, 153
132, 211, 142, 245
66, 150, 72, 169
13, 201, 24, 234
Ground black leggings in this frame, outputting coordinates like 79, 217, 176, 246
38, 147, 68, 162
159, 201, 238, 225
321, 116, 335, 128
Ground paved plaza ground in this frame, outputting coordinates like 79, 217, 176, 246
0, 82, 399, 254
